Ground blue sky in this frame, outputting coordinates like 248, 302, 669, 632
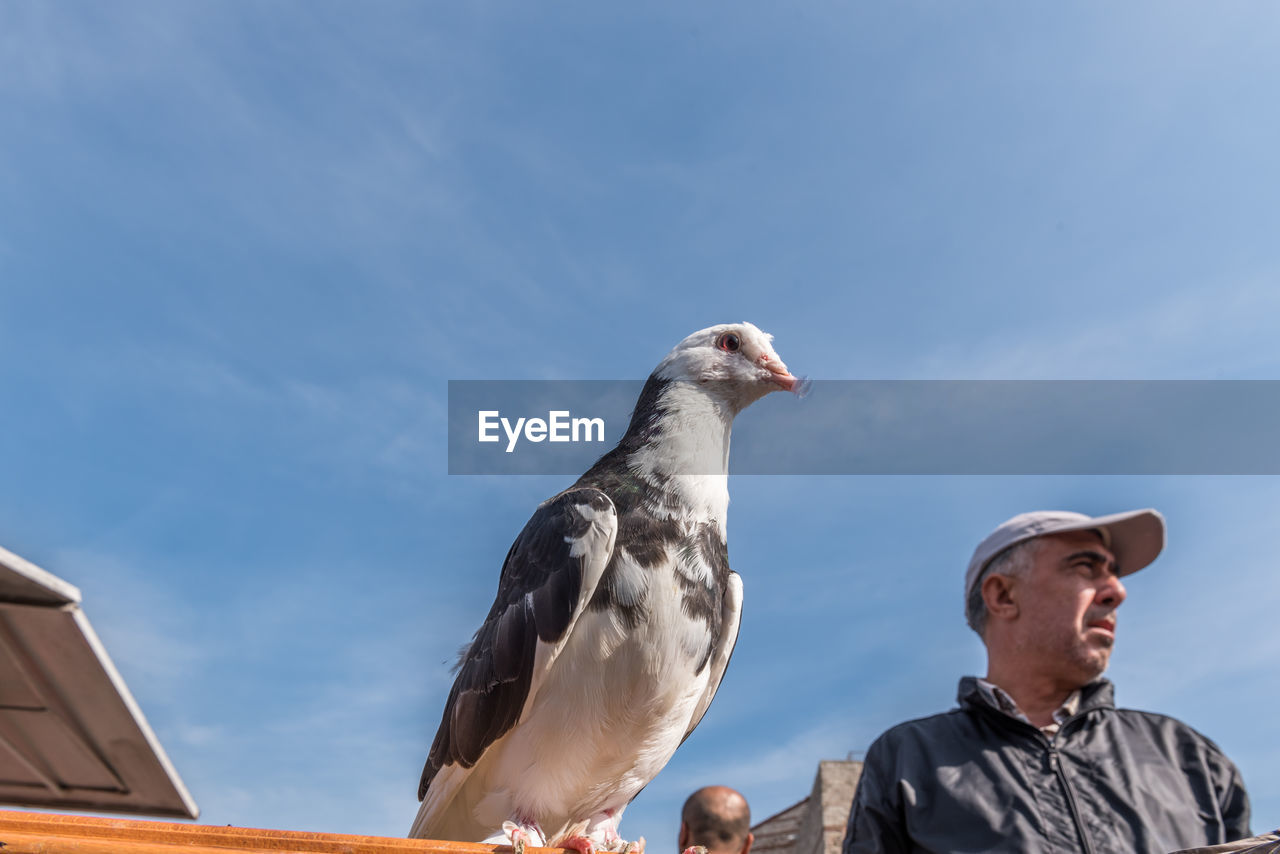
2, 0, 1279, 843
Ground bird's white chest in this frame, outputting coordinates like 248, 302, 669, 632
497, 551, 719, 820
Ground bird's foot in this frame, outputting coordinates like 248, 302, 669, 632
681, 847, 708, 854
593, 833, 644, 854
556, 810, 640, 854
558, 836, 596, 854
503, 820, 547, 854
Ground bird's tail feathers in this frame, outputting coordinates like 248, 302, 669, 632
410, 764, 472, 840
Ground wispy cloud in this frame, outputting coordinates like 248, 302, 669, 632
910, 278, 1280, 380
56, 342, 450, 490
52, 547, 209, 692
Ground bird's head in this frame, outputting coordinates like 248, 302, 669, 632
654, 322, 804, 413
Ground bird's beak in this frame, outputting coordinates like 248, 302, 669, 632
760, 357, 803, 393
743, 338, 806, 395
766, 363, 799, 391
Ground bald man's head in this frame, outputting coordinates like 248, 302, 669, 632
679, 786, 753, 854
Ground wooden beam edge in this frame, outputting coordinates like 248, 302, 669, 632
0, 811, 568, 854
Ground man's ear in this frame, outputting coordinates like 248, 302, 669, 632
982, 573, 1019, 622
678, 821, 690, 850
740, 832, 754, 854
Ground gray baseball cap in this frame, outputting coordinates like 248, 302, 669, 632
964, 509, 1167, 606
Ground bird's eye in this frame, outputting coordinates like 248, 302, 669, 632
716, 332, 741, 352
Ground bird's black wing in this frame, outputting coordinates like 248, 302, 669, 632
418, 488, 617, 800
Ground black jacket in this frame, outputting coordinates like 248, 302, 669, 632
843, 678, 1250, 854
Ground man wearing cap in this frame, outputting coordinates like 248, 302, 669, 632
843, 509, 1250, 854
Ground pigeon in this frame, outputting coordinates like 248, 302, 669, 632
411, 322, 801, 854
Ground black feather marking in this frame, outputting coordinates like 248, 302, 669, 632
418, 488, 613, 801
622, 514, 682, 568
613, 374, 675, 455
678, 524, 730, 673
572, 373, 733, 655
670, 525, 728, 621
673, 558, 715, 625
584, 509, 684, 627
588, 558, 643, 630
697, 523, 731, 588
679, 570, 742, 749
575, 375, 674, 490
574, 393, 687, 631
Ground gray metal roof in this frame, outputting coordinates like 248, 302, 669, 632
0, 545, 198, 819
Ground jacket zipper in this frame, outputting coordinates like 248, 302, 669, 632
1046, 740, 1096, 854
974, 703, 1099, 854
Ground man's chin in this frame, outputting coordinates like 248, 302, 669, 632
1071, 644, 1112, 682
1081, 653, 1111, 681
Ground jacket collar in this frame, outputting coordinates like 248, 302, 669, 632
958, 675, 1115, 717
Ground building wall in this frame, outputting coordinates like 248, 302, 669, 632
751, 760, 863, 854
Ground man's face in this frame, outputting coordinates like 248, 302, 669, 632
1012, 530, 1127, 687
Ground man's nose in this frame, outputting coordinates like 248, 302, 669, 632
1098, 573, 1127, 607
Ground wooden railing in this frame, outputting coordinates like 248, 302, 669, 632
0, 811, 562, 854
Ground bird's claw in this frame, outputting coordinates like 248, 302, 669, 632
502, 823, 526, 854
681, 847, 708, 854
593, 835, 644, 854
558, 836, 596, 854
503, 821, 546, 854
